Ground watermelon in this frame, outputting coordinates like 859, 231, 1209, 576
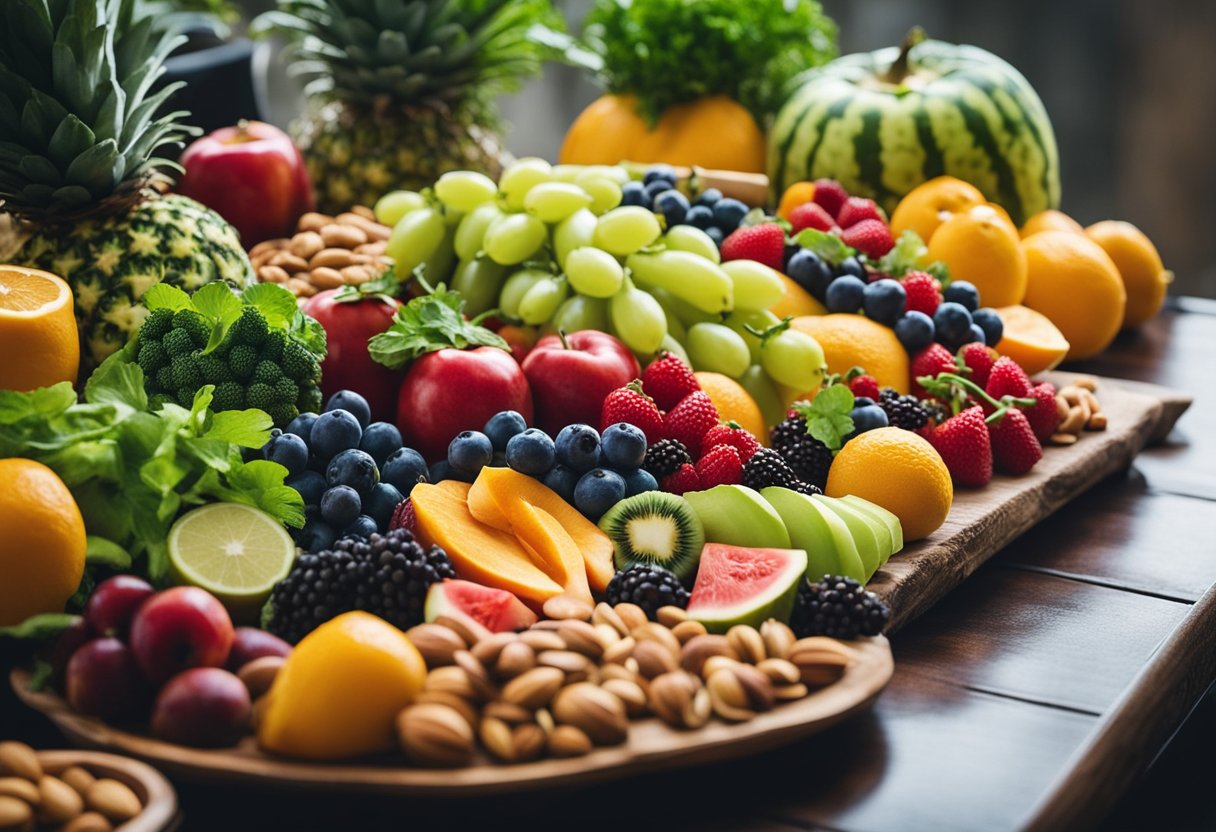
686, 544, 808, 634
768, 29, 1060, 225
424, 579, 538, 635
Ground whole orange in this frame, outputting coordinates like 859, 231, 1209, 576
790, 314, 909, 394
769, 273, 827, 319
694, 372, 767, 442
1021, 231, 1126, 360
0, 266, 79, 392
926, 204, 1028, 308
1084, 220, 1171, 328
889, 176, 986, 244
1020, 209, 1084, 239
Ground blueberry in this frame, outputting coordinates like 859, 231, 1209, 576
341, 514, 379, 541
285, 412, 318, 445
326, 448, 379, 495
555, 424, 601, 473
695, 187, 723, 207
358, 422, 403, 467
364, 482, 404, 531
573, 468, 627, 521
967, 323, 988, 346
483, 410, 529, 451
644, 179, 672, 204
620, 181, 648, 207
506, 428, 556, 476
263, 432, 309, 476
933, 301, 974, 345
381, 447, 428, 492
601, 423, 648, 469
490, 451, 509, 468
972, 308, 1004, 346
429, 459, 456, 483
643, 164, 677, 186
845, 401, 890, 443
286, 470, 327, 507
837, 256, 867, 280
685, 205, 715, 230
296, 518, 337, 554
320, 484, 361, 528
325, 391, 371, 428
894, 311, 936, 353
310, 409, 362, 461
825, 275, 867, 313
653, 189, 689, 227
943, 280, 980, 312
712, 198, 748, 232
863, 278, 907, 326
622, 467, 658, 497
543, 464, 581, 504
448, 430, 493, 475
786, 248, 835, 301
705, 226, 725, 246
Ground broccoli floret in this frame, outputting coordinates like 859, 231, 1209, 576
197, 354, 232, 385
137, 340, 168, 379
266, 404, 298, 426
169, 353, 203, 390
229, 345, 259, 381
156, 364, 175, 391
254, 360, 283, 385
282, 341, 316, 381
212, 382, 246, 412
273, 377, 299, 404
162, 328, 194, 359
246, 382, 277, 411
176, 387, 198, 407
228, 306, 270, 347
174, 309, 211, 348
148, 393, 174, 411
141, 307, 175, 341
261, 330, 287, 363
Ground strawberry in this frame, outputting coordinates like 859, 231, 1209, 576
719, 223, 786, 271
957, 343, 997, 390
836, 196, 885, 229
788, 201, 837, 234
388, 498, 417, 534
642, 351, 700, 412
695, 444, 744, 488
988, 407, 1043, 475
811, 178, 849, 219
1023, 382, 1062, 441
930, 406, 993, 487
701, 422, 763, 463
840, 219, 894, 259
661, 463, 702, 496
662, 391, 720, 457
985, 357, 1033, 401
848, 373, 881, 400
600, 381, 664, 444
901, 272, 942, 317
910, 343, 957, 397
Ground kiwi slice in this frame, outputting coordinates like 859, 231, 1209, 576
597, 491, 705, 581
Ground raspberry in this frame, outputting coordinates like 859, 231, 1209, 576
901, 272, 942, 317
701, 422, 762, 463
662, 392, 720, 457
695, 444, 744, 488
847, 373, 881, 400
661, 463, 702, 496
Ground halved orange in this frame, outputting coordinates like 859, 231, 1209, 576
0, 265, 79, 391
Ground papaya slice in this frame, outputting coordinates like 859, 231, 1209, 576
514, 502, 593, 605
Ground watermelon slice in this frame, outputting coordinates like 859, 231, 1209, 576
424, 579, 538, 635
686, 544, 808, 634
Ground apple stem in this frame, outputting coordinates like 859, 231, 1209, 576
237, 119, 249, 137
558, 329, 571, 351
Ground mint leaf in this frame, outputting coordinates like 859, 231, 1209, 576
794, 384, 855, 451
85, 354, 147, 412
369, 289, 509, 370
192, 282, 243, 326
0, 613, 80, 641
86, 536, 132, 569
206, 409, 274, 448
794, 228, 855, 264
143, 283, 192, 312
244, 283, 300, 330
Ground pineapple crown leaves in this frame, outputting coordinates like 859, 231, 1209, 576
0, 0, 197, 221
253, 0, 567, 111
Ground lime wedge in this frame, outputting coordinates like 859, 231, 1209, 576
168, 503, 297, 623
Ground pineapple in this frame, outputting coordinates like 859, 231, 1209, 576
0, 0, 252, 372
256, 0, 561, 213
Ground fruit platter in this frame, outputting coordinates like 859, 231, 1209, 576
0, 0, 1188, 803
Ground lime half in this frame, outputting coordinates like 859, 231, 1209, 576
168, 503, 297, 623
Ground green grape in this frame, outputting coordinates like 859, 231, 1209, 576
518, 276, 569, 325
760, 329, 827, 391
434, 171, 498, 212
593, 206, 661, 255
499, 157, 552, 211
658, 333, 691, 368
728, 310, 782, 363
550, 164, 585, 183
663, 225, 721, 264
454, 202, 504, 261
720, 260, 786, 312
565, 247, 625, 298
575, 173, 623, 214
686, 322, 751, 378
452, 258, 509, 317
552, 294, 611, 333
554, 208, 597, 269
524, 182, 593, 224
661, 304, 687, 345
580, 164, 630, 185
737, 364, 786, 430
484, 213, 547, 265
609, 279, 667, 354
649, 286, 716, 328
626, 250, 733, 313
499, 268, 551, 320
386, 207, 445, 274
374, 190, 427, 226
421, 221, 458, 285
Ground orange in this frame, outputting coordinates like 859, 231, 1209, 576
889, 176, 986, 244
0, 266, 79, 392
926, 204, 1028, 308
1020, 209, 1084, 239
777, 181, 817, 221
790, 314, 909, 394
1084, 220, 1172, 328
993, 305, 1071, 375
769, 273, 827, 319
1021, 231, 1125, 361
0, 459, 87, 626
695, 371, 767, 441
826, 428, 952, 542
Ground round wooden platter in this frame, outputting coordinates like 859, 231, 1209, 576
12, 636, 891, 797
37, 749, 179, 831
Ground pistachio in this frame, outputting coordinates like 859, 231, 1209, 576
412, 691, 479, 730
469, 632, 517, 667
631, 640, 679, 680
556, 619, 605, 659
0, 743, 40, 781
501, 667, 565, 710
760, 620, 796, 660
542, 595, 594, 622
38, 776, 83, 824
726, 625, 766, 664
82, 779, 139, 823
547, 725, 593, 758
424, 665, 480, 701
0, 777, 38, 805
408, 622, 469, 668
552, 683, 628, 745
453, 650, 497, 700
512, 723, 547, 762
679, 634, 738, 677
59, 766, 94, 798
536, 650, 595, 683
648, 671, 710, 730
238, 655, 285, 699
631, 621, 681, 658
655, 605, 689, 627
613, 602, 648, 631
600, 678, 649, 717
787, 637, 855, 687
755, 658, 801, 687
433, 615, 486, 647
592, 602, 628, 637
706, 664, 774, 721
480, 717, 516, 762
495, 641, 536, 678
519, 630, 565, 652
671, 620, 707, 645
397, 703, 476, 766
63, 812, 114, 832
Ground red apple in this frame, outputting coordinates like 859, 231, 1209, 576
151, 668, 252, 748
396, 347, 533, 462
66, 637, 152, 723
177, 120, 314, 246
50, 617, 95, 692
129, 587, 234, 684
84, 575, 155, 638
226, 627, 292, 671
521, 331, 641, 436
302, 289, 401, 423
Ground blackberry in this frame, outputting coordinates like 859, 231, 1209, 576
741, 448, 800, 491
790, 576, 889, 639
643, 438, 692, 480
921, 398, 948, 427
605, 565, 690, 620
878, 388, 929, 431
769, 415, 833, 488
264, 529, 455, 644
792, 480, 823, 496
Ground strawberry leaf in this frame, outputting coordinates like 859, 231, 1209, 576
794, 383, 855, 451
793, 228, 854, 264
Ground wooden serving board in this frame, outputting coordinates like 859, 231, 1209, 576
872, 371, 1192, 632
11, 636, 891, 796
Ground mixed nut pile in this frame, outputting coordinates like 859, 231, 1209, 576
248, 207, 391, 298
0, 742, 144, 832
1048, 376, 1106, 446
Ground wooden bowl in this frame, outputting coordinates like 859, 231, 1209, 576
36, 750, 178, 832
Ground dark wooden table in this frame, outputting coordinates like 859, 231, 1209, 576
3, 299, 1213, 831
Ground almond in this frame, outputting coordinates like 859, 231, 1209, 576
0, 777, 38, 805
0, 743, 40, 781
297, 212, 333, 232
656, 606, 688, 627
0, 796, 32, 829
308, 266, 345, 289
552, 683, 628, 745
397, 703, 475, 767
320, 223, 367, 248
631, 640, 678, 680
547, 725, 592, 758
288, 231, 325, 260
760, 620, 796, 660
543, 595, 594, 622
613, 603, 649, 631
38, 776, 83, 824
671, 620, 707, 645
406, 623, 467, 667
308, 248, 356, 270
238, 655, 285, 699
63, 811, 114, 832
511, 724, 546, 762
257, 264, 290, 284
83, 779, 139, 823
679, 634, 738, 677
480, 716, 516, 762
501, 667, 565, 710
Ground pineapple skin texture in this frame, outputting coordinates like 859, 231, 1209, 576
16, 194, 253, 372
294, 101, 511, 214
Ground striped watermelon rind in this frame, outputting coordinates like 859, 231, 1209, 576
768, 39, 1060, 226
686, 544, 808, 634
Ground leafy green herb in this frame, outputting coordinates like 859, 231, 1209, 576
369, 289, 509, 370
875, 229, 951, 280
793, 384, 855, 451
794, 228, 855, 265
